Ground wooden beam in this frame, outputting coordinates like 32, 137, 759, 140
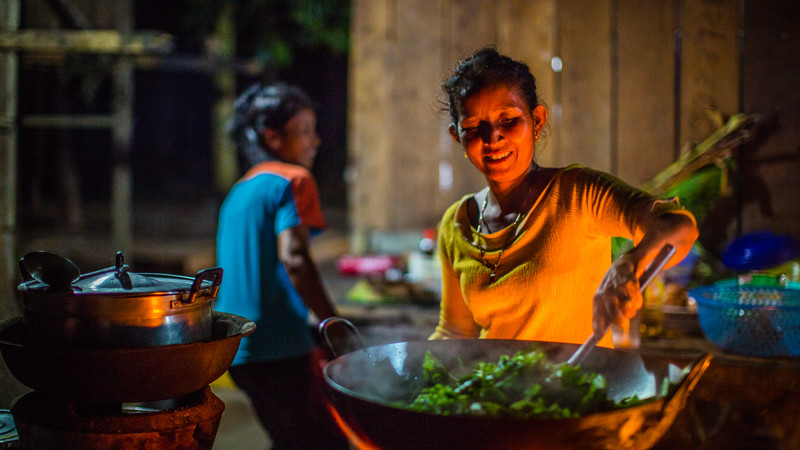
110, 2, 135, 258
210, 3, 238, 194
135, 55, 263, 75
0, 29, 173, 55
21, 114, 113, 129
0, 0, 19, 318
0, 0, 27, 411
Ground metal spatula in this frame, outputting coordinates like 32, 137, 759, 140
567, 244, 676, 366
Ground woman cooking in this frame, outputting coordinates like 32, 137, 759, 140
430, 47, 699, 348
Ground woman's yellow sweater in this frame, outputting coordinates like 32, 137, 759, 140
430, 165, 695, 347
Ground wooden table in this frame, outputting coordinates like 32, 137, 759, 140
641, 336, 800, 448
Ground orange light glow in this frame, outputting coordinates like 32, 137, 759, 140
326, 403, 379, 450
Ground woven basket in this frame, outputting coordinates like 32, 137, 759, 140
689, 278, 800, 357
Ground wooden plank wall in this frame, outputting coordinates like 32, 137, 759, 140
348, 0, 799, 244
617, 0, 676, 183
437, 0, 497, 219
347, 0, 391, 235
494, 0, 556, 168
680, 0, 740, 145
740, 0, 800, 236
559, 0, 613, 172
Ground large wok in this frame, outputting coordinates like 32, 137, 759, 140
321, 324, 711, 450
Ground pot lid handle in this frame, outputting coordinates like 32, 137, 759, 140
115, 251, 133, 289
115, 251, 128, 274
185, 267, 223, 304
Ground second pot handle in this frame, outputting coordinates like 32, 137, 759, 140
186, 267, 224, 303
319, 316, 367, 358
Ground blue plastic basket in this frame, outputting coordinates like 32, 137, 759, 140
689, 280, 800, 357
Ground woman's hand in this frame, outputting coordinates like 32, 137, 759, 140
592, 206, 698, 339
592, 252, 641, 338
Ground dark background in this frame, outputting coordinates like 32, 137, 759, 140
17, 0, 349, 237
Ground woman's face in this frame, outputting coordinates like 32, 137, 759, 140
268, 108, 321, 169
449, 84, 546, 186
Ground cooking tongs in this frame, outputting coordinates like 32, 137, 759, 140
567, 244, 676, 366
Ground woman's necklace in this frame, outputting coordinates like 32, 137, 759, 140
475, 169, 537, 284
476, 196, 521, 284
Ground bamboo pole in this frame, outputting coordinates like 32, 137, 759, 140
0, 29, 173, 55
0, 0, 28, 411
0, 0, 19, 320
110, 1, 134, 258
211, 3, 238, 193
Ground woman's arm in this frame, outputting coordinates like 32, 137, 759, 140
429, 234, 481, 340
593, 208, 699, 336
277, 224, 338, 321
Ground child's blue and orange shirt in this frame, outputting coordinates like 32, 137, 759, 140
216, 160, 326, 365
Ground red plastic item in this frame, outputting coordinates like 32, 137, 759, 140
337, 255, 400, 276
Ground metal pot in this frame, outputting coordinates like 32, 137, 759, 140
319, 319, 711, 450
18, 251, 222, 348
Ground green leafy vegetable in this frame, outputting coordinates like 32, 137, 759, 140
421, 349, 453, 385
402, 348, 655, 418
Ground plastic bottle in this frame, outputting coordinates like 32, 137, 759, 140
407, 229, 441, 301
419, 228, 436, 255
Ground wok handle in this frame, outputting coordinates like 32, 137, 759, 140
567, 244, 676, 366
634, 353, 713, 449
319, 317, 367, 358
663, 353, 712, 408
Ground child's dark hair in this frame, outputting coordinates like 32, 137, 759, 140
228, 82, 315, 171
442, 47, 540, 126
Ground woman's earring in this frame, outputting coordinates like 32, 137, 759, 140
464, 152, 468, 158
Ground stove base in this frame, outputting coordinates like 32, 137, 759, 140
11, 387, 224, 450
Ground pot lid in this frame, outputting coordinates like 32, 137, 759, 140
76, 269, 190, 293
19, 251, 222, 298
